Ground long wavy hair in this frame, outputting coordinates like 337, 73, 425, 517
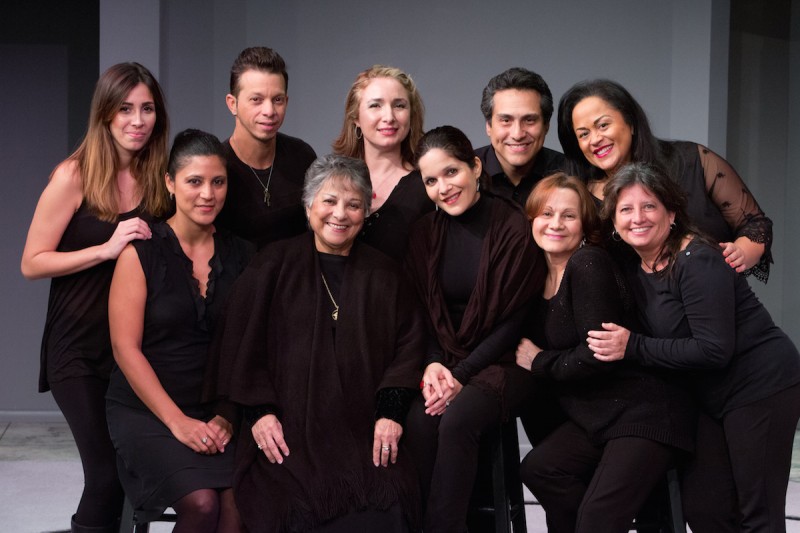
71, 62, 170, 221
557, 79, 674, 183
332, 65, 425, 166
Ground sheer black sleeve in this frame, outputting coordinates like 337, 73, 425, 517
698, 144, 773, 282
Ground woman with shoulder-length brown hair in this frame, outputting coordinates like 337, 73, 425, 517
332, 65, 432, 262
21, 62, 170, 532
589, 162, 800, 532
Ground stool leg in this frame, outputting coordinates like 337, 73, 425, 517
491, 432, 512, 532
665, 469, 686, 533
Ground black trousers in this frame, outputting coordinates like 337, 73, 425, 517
521, 420, 677, 533
50, 375, 124, 529
681, 382, 800, 533
404, 384, 501, 533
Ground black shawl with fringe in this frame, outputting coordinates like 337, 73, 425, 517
206, 233, 425, 532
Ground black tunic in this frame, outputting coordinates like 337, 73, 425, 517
106, 222, 252, 516
39, 203, 150, 392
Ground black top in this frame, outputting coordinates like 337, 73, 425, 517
432, 195, 529, 386
475, 144, 566, 206
624, 239, 800, 418
529, 246, 695, 450
358, 169, 433, 263
106, 222, 252, 411
39, 202, 151, 392
216, 133, 316, 249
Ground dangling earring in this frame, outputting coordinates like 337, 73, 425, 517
355, 126, 363, 140
580, 236, 587, 248
611, 229, 621, 241
476, 179, 481, 193
169, 192, 174, 201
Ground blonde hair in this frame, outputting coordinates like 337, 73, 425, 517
71, 62, 170, 221
332, 65, 425, 165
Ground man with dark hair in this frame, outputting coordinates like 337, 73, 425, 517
475, 67, 565, 205
216, 47, 316, 248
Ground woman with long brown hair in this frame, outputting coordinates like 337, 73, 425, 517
21, 62, 170, 532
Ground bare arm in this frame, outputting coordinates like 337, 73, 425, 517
109, 246, 227, 454
21, 160, 152, 279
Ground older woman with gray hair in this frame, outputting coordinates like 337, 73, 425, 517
207, 154, 426, 532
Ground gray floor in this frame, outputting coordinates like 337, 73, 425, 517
1, 422, 799, 533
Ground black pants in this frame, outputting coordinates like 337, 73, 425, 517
404, 384, 501, 533
682, 382, 800, 533
50, 375, 124, 529
521, 420, 677, 533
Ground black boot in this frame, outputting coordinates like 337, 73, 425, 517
70, 514, 119, 533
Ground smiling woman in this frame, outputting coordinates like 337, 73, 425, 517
332, 65, 433, 262
19, 62, 170, 533
106, 129, 252, 532
207, 154, 426, 532
404, 126, 545, 533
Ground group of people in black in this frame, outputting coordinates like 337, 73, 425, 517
21, 45, 800, 533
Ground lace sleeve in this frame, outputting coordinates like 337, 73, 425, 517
697, 145, 773, 282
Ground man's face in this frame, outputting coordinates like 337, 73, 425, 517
485, 89, 548, 176
226, 69, 288, 143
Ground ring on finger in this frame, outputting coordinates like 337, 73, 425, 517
201, 436, 208, 444
445, 400, 451, 407
257, 443, 263, 450
381, 445, 390, 451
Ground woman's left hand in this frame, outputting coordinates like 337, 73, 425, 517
373, 418, 402, 467
207, 415, 233, 453
587, 322, 630, 362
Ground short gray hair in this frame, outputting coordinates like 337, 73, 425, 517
303, 154, 373, 215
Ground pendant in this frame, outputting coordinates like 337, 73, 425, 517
331, 308, 339, 321
264, 189, 271, 206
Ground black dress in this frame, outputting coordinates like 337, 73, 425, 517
106, 222, 252, 517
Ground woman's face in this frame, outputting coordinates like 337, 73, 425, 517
613, 183, 675, 264
354, 77, 411, 155
418, 148, 481, 216
571, 96, 633, 177
110, 82, 157, 159
531, 188, 584, 261
306, 177, 366, 255
166, 155, 227, 228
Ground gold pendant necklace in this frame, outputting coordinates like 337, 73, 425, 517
320, 273, 339, 321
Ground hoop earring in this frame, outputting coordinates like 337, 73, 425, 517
611, 229, 622, 242
169, 192, 174, 201
355, 126, 363, 140
670, 222, 676, 231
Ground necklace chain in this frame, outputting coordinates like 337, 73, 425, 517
231, 138, 275, 206
320, 273, 339, 321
